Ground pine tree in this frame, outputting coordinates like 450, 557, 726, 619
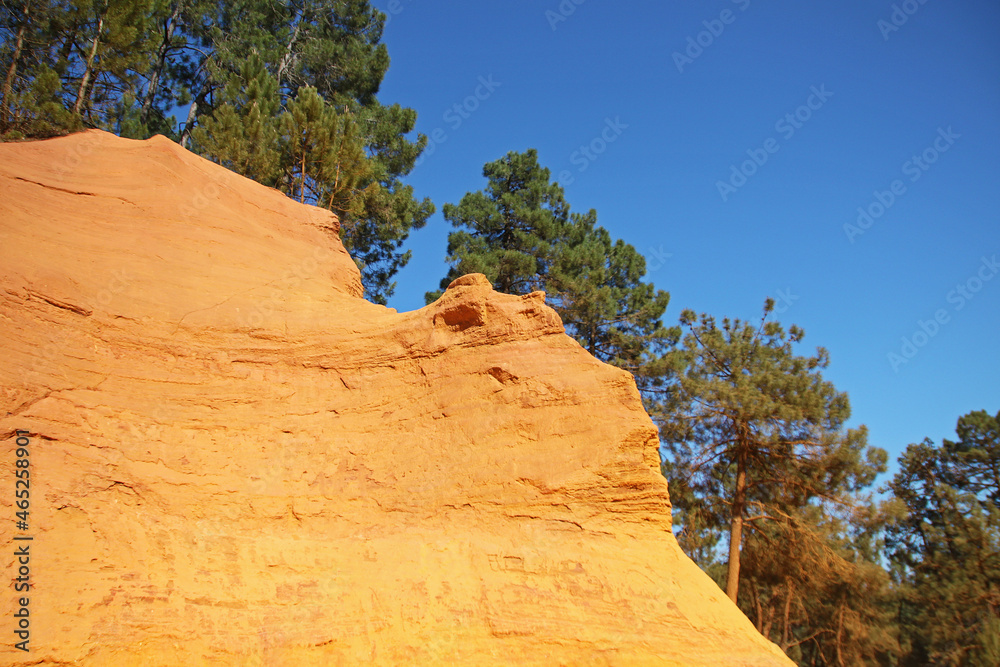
656, 301, 886, 605
546, 208, 675, 381
280, 84, 331, 203
192, 53, 280, 182
187, 0, 432, 303
885, 409, 1000, 666
430, 148, 675, 383
430, 149, 569, 299
275, 84, 375, 214
656, 301, 894, 663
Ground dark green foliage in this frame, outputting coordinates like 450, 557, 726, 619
546, 208, 676, 382
432, 149, 569, 297
186, 0, 432, 303
430, 149, 676, 384
63, 0, 160, 126
2, 0, 431, 304
1, 1, 61, 137
279, 84, 363, 206
1, 63, 78, 138
1, 0, 162, 138
885, 409, 1000, 666
192, 53, 280, 182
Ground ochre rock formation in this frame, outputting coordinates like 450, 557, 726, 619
0, 130, 792, 665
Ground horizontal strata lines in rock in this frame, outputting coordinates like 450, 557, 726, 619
0, 131, 793, 666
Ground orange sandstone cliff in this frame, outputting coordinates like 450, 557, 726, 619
0, 130, 793, 665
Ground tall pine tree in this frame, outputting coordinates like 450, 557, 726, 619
430, 148, 675, 384
430, 149, 569, 298
656, 301, 886, 604
656, 301, 894, 662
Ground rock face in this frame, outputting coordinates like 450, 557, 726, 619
0, 130, 792, 665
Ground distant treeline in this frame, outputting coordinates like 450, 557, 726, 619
3, 3, 997, 664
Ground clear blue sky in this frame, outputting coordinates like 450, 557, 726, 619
372, 0, 1000, 479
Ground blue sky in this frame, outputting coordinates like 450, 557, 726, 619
371, 0, 999, 479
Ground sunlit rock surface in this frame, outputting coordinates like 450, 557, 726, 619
0, 130, 792, 665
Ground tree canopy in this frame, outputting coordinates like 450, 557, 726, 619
884, 409, 1000, 666
1, 0, 432, 303
429, 149, 676, 383
431, 148, 569, 297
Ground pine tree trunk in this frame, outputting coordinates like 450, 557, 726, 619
276, 17, 302, 93
751, 584, 763, 633
726, 446, 747, 603
179, 73, 213, 148
179, 98, 197, 147
780, 583, 793, 650
300, 147, 307, 203
1, 3, 30, 130
835, 602, 845, 667
73, 14, 106, 117
141, 2, 184, 125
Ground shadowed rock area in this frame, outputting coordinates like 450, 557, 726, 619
0, 130, 793, 665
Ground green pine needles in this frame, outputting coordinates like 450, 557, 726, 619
885, 409, 1000, 666
429, 149, 676, 384
1, 0, 433, 303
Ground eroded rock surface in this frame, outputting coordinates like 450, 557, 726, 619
0, 131, 792, 665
